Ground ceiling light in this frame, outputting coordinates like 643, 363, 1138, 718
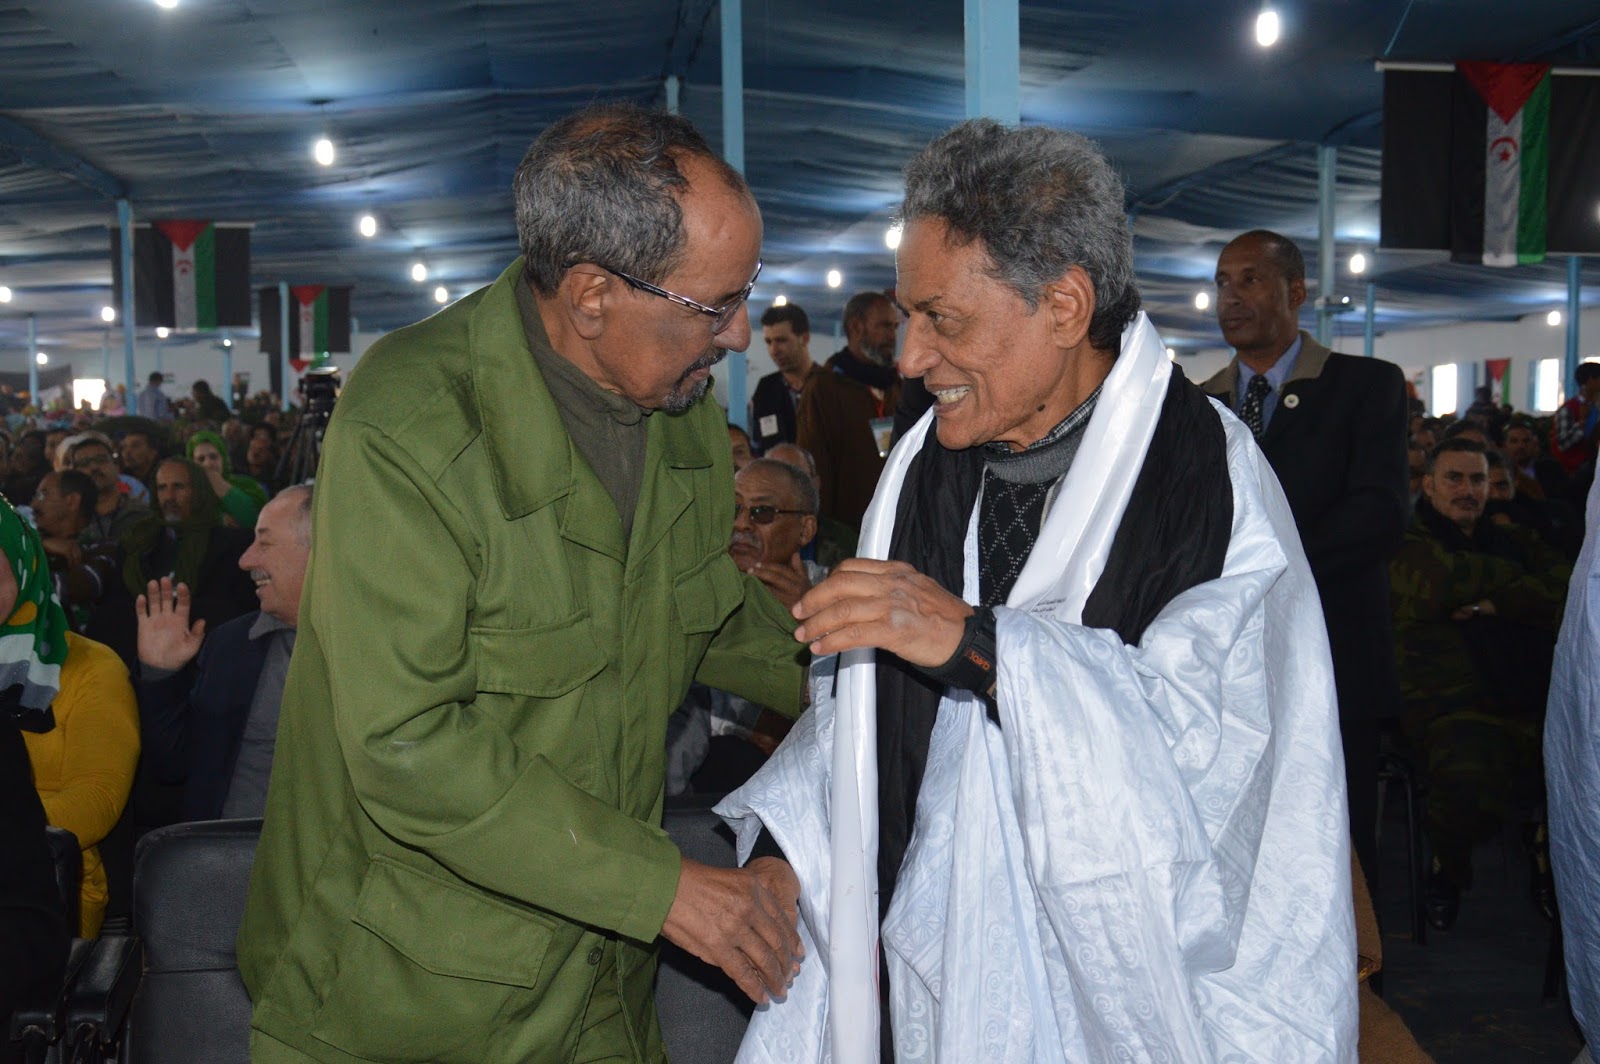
358, 214, 377, 238
411, 262, 428, 282
1548, 310, 1563, 327
773, 294, 788, 307
1255, 7, 1280, 47
1194, 291, 1211, 311
100, 306, 115, 322
156, 326, 170, 339
433, 286, 449, 304
313, 137, 335, 167
1166, 347, 1177, 360
885, 224, 903, 250
826, 269, 842, 289
0, 286, 12, 303
153, 0, 178, 7
222, 337, 233, 347
1349, 252, 1367, 275
35, 352, 47, 366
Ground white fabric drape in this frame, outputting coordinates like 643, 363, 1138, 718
718, 313, 1358, 1063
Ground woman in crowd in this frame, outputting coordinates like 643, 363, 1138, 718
187, 429, 268, 526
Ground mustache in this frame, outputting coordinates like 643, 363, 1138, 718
674, 348, 726, 388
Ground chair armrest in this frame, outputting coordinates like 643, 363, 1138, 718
8, 937, 94, 1063
63, 935, 142, 1063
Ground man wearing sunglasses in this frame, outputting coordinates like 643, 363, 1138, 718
241, 103, 807, 1064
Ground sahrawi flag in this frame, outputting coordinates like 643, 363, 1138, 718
111, 221, 251, 329
1381, 63, 1600, 264
258, 286, 352, 371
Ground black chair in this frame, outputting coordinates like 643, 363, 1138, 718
43, 828, 81, 942
7, 827, 83, 1064
119, 819, 260, 1064
658, 796, 755, 1063
1376, 745, 1427, 945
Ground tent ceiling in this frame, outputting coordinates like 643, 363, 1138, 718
0, 0, 1597, 363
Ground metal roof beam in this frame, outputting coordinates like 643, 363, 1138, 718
0, 116, 125, 200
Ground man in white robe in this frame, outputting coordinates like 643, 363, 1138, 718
718, 120, 1357, 1063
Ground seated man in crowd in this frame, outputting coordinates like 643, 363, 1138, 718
1484, 447, 1576, 557
1391, 438, 1571, 930
30, 470, 120, 631
61, 432, 149, 543
669, 459, 823, 795
723, 119, 1355, 1060
1504, 417, 1567, 500
134, 486, 311, 820
765, 441, 857, 570
118, 428, 162, 500
242, 425, 279, 494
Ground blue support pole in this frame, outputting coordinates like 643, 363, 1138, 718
1316, 145, 1337, 346
666, 74, 681, 116
1363, 282, 1376, 357
721, 0, 747, 430
1565, 256, 1582, 392
117, 199, 137, 396
964, 0, 1020, 123
221, 330, 234, 411
101, 328, 111, 383
155, 334, 163, 377
279, 282, 291, 412
26, 315, 38, 410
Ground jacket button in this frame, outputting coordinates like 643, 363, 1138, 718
587, 945, 603, 966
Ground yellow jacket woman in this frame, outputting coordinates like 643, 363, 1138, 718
23, 631, 139, 936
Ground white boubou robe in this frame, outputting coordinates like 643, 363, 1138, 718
717, 312, 1359, 1063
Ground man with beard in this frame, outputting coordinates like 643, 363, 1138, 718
723, 121, 1354, 1062
1391, 438, 1570, 929
117, 429, 162, 498
61, 433, 150, 545
797, 291, 902, 528
240, 104, 805, 1064
749, 303, 819, 454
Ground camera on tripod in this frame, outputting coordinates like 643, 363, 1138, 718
278, 366, 342, 485
299, 365, 342, 413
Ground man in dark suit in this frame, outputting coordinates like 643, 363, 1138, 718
134, 485, 311, 821
1201, 229, 1409, 891
748, 303, 819, 455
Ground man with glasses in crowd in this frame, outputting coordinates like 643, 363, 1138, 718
240, 103, 806, 1064
60, 432, 150, 544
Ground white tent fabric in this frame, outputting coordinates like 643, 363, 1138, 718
718, 313, 1358, 1063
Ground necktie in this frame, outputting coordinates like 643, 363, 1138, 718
1241, 374, 1272, 439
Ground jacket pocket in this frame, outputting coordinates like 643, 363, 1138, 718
309, 855, 557, 1062
472, 613, 607, 697
674, 552, 744, 635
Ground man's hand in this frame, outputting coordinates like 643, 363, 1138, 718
136, 577, 207, 671
660, 856, 803, 1005
791, 558, 971, 666
1450, 599, 1497, 622
40, 536, 82, 567
202, 464, 233, 501
751, 553, 812, 611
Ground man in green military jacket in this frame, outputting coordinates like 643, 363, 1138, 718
238, 104, 807, 1063
1391, 437, 1570, 930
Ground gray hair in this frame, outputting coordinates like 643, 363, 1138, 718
899, 120, 1141, 353
741, 458, 818, 517
275, 483, 315, 547
513, 102, 751, 297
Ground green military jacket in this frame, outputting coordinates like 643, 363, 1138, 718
1390, 504, 1570, 714
238, 260, 805, 1063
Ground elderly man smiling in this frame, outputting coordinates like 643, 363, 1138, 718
722, 120, 1357, 1063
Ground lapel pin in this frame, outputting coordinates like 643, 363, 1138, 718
1283, 393, 1300, 409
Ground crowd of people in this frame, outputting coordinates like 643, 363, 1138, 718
4, 100, 1599, 1064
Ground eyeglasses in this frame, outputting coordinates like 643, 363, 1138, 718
70, 453, 115, 469
734, 503, 808, 525
584, 259, 762, 334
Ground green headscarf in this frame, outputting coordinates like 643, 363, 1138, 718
121, 457, 226, 597
186, 429, 267, 525
0, 496, 69, 728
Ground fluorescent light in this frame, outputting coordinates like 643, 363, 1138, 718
358, 214, 377, 238
1429, 363, 1457, 417
100, 306, 115, 322
0, 286, 11, 303
826, 269, 842, 289
885, 224, 903, 250
156, 326, 170, 339
313, 137, 335, 166
411, 262, 428, 282
35, 352, 48, 366
773, 294, 787, 307
1255, 8, 1280, 47
433, 286, 449, 304
1548, 310, 1563, 327
1194, 291, 1211, 311
1349, 252, 1367, 275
